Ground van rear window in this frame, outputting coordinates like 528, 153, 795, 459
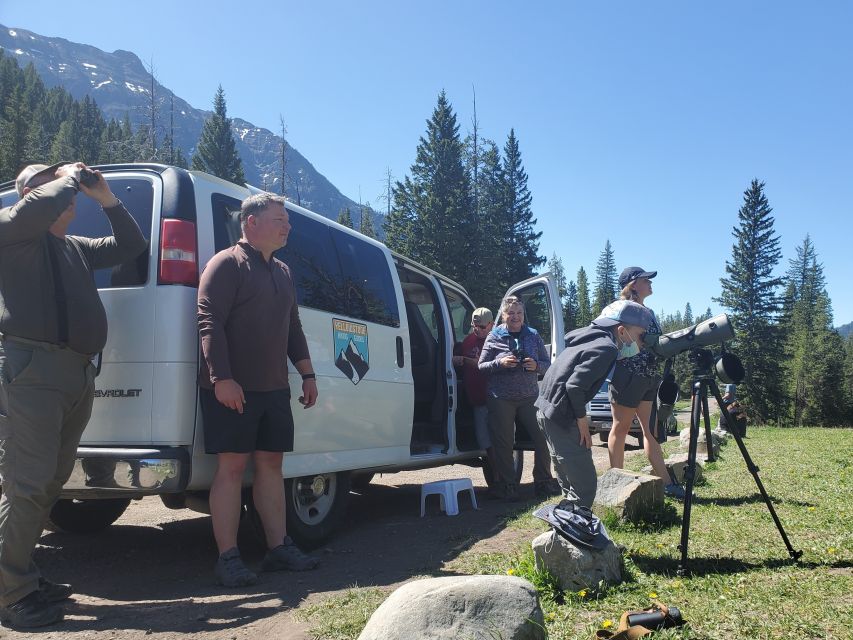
69, 178, 153, 288
1, 177, 153, 289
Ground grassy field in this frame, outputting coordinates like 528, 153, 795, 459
297, 427, 853, 639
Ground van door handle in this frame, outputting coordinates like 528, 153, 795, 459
396, 336, 404, 368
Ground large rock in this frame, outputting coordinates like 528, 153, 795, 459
532, 529, 622, 591
657, 453, 705, 484
357, 575, 545, 640
679, 427, 722, 458
594, 468, 664, 522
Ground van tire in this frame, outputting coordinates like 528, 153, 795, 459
482, 450, 524, 487
48, 498, 131, 533
350, 473, 375, 491
284, 472, 351, 549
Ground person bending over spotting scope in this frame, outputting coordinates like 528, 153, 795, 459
535, 300, 654, 507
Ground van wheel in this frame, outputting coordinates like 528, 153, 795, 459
351, 473, 375, 491
481, 450, 524, 487
48, 498, 131, 533
285, 472, 351, 549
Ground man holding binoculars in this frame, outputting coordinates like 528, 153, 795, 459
0, 162, 146, 628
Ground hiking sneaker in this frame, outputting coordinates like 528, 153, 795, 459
502, 483, 521, 502
0, 590, 63, 628
534, 479, 562, 499
262, 537, 319, 572
214, 547, 258, 587
665, 483, 687, 500
38, 578, 72, 603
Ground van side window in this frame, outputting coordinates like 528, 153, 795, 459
276, 209, 346, 315
211, 193, 243, 252
511, 283, 553, 348
330, 228, 400, 328
441, 285, 474, 343
68, 177, 154, 288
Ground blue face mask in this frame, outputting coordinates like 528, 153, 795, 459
616, 330, 641, 360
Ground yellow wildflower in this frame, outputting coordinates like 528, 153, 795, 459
602, 620, 614, 629
506, 568, 515, 575
828, 547, 837, 554
808, 506, 816, 512
648, 592, 658, 599
578, 589, 588, 598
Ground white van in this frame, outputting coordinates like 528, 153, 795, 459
0, 164, 564, 546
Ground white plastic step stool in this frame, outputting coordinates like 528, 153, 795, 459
420, 478, 478, 516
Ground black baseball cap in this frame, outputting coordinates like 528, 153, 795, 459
618, 266, 657, 289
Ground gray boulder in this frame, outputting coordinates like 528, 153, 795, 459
594, 468, 664, 522
532, 529, 622, 592
357, 575, 545, 640
679, 427, 722, 457
642, 453, 705, 484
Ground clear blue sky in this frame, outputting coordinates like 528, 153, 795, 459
4, 1, 852, 325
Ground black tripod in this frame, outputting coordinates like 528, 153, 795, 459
675, 348, 802, 575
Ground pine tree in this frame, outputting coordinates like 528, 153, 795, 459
683, 303, 693, 326
547, 253, 568, 330
781, 236, 847, 425
592, 239, 618, 316
502, 129, 543, 283
565, 280, 579, 331
337, 207, 353, 228
385, 91, 471, 284
576, 267, 592, 326
844, 334, 853, 422
191, 85, 245, 184
716, 179, 784, 424
359, 206, 376, 238
467, 141, 509, 308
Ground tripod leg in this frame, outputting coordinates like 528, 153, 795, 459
707, 380, 802, 562
701, 391, 716, 463
678, 381, 704, 576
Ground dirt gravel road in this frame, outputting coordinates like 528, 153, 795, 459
5, 441, 643, 640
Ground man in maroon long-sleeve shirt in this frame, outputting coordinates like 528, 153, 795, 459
198, 193, 319, 587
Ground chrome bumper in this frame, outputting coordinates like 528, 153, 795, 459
61, 447, 190, 498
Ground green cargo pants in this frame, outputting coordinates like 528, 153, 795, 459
537, 412, 598, 508
0, 338, 95, 607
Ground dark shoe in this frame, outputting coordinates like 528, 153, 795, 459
0, 590, 64, 628
502, 483, 521, 502
665, 483, 687, 500
262, 536, 319, 572
38, 578, 73, 603
535, 479, 562, 498
214, 547, 258, 587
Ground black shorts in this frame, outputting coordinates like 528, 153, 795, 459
200, 387, 294, 454
609, 366, 659, 409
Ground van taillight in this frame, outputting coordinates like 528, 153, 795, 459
159, 219, 198, 286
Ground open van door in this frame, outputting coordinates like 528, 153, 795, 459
503, 273, 565, 362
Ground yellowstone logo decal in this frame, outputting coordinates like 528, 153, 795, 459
333, 319, 370, 385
